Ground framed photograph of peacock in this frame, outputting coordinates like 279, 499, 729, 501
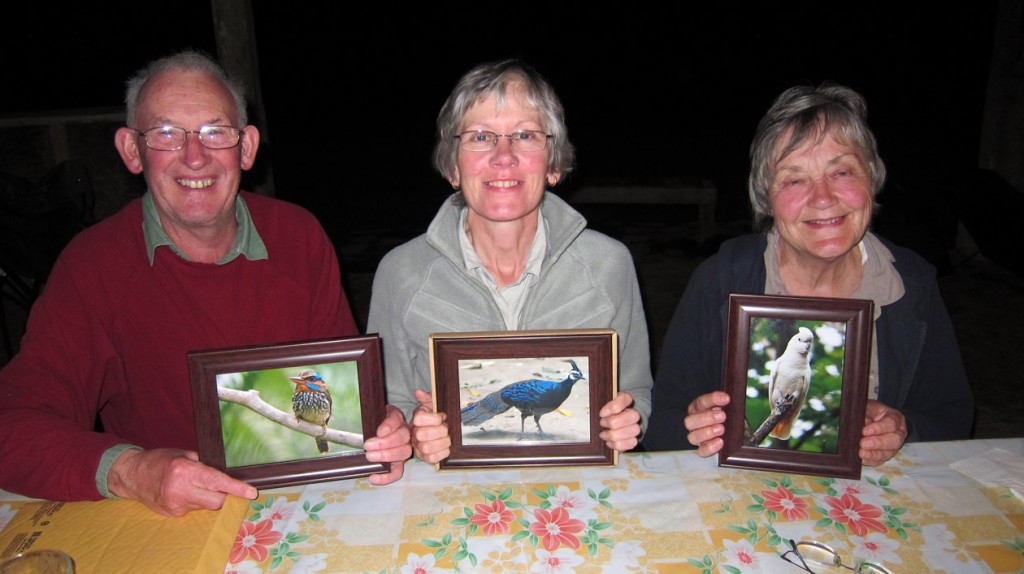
719, 294, 873, 480
187, 335, 389, 489
430, 328, 618, 470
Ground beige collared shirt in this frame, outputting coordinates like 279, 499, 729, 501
764, 229, 905, 399
458, 208, 546, 330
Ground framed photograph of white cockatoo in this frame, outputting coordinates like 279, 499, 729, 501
719, 294, 873, 479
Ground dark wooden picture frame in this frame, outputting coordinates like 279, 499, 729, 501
188, 335, 388, 489
719, 294, 873, 479
430, 329, 618, 470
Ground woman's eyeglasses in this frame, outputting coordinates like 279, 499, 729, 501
780, 539, 894, 573
454, 130, 551, 152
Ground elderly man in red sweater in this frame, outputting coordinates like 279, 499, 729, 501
0, 50, 411, 516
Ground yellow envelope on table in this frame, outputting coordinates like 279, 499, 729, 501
0, 495, 248, 573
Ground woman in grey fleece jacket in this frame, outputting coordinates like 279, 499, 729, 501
367, 59, 652, 464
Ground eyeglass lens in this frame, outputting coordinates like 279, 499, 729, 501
457, 130, 549, 151
139, 126, 240, 150
795, 542, 892, 574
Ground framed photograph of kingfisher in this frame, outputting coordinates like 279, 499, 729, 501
429, 328, 618, 470
188, 335, 389, 489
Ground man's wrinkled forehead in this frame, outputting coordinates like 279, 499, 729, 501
136, 68, 241, 126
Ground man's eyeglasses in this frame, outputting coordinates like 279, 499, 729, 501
131, 125, 243, 151
781, 539, 893, 573
454, 130, 552, 152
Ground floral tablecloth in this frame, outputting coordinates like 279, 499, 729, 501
226, 438, 1023, 573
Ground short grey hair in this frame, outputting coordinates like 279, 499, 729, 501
748, 83, 886, 231
124, 49, 248, 128
432, 59, 575, 184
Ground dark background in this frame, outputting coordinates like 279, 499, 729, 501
2, 4, 1022, 439
2, 3, 999, 246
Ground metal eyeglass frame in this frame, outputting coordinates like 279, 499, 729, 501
780, 539, 894, 573
454, 129, 552, 152
131, 125, 243, 151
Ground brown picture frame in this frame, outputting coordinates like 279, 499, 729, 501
188, 335, 389, 489
719, 294, 873, 479
430, 329, 618, 470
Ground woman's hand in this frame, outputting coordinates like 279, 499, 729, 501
859, 400, 908, 466
409, 388, 452, 463
363, 405, 413, 485
684, 391, 730, 457
598, 392, 643, 451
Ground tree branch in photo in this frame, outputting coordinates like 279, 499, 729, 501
217, 387, 364, 449
746, 394, 798, 446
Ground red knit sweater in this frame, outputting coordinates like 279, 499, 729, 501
0, 192, 357, 501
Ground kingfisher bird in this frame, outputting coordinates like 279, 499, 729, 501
460, 359, 585, 439
289, 369, 333, 453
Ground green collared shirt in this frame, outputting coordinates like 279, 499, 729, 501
142, 191, 268, 265
96, 444, 142, 498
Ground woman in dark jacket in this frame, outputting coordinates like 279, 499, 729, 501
642, 83, 973, 467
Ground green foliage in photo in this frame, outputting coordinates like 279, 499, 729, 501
217, 361, 363, 467
744, 319, 847, 453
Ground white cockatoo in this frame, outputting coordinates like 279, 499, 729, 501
768, 326, 814, 440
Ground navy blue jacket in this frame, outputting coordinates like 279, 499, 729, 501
642, 233, 974, 451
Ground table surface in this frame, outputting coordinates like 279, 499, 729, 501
225, 438, 1023, 574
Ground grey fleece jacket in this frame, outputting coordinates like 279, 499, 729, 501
368, 192, 653, 433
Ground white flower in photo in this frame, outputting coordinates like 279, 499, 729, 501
815, 324, 844, 351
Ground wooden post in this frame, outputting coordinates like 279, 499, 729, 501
210, 0, 275, 197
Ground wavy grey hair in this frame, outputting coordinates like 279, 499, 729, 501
748, 83, 886, 231
432, 59, 575, 185
124, 49, 248, 128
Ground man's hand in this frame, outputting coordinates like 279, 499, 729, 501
107, 448, 257, 517
364, 404, 413, 485
859, 400, 908, 466
409, 388, 452, 464
598, 392, 642, 451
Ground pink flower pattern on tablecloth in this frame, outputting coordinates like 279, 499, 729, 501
850, 532, 903, 566
760, 485, 810, 521
723, 538, 775, 573
824, 492, 887, 537
400, 552, 439, 574
470, 499, 516, 536
529, 507, 586, 551
532, 547, 585, 573
548, 485, 598, 523
256, 496, 294, 523
219, 458, 1019, 574
229, 518, 282, 564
